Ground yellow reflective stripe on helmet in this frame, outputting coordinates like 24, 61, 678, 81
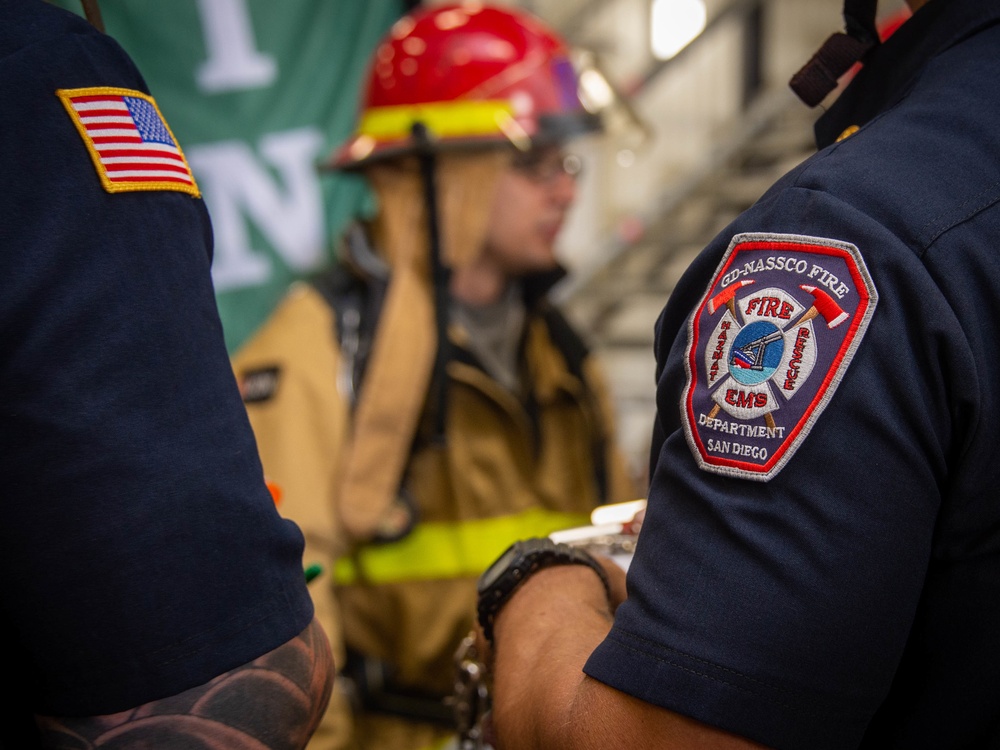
356, 100, 515, 141
334, 507, 591, 585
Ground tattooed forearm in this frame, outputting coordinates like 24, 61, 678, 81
35, 618, 334, 749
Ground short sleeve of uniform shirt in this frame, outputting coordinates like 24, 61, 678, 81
583, 13, 1000, 747
0, 2, 313, 717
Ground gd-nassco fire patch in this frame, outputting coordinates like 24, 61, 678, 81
682, 232, 878, 481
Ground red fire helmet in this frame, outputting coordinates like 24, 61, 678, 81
326, 2, 600, 170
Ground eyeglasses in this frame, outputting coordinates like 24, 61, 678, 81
510, 150, 583, 184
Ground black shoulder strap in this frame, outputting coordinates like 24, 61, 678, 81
539, 304, 589, 376
311, 263, 385, 407
789, 0, 880, 106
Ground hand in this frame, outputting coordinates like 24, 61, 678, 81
623, 506, 645, 535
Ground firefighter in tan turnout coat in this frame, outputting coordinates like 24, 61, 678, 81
233, 5, 640, 749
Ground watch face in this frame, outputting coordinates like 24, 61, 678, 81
478, 544, 520, 592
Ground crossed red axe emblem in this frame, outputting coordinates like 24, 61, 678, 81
707, 280, 847, 328
703, 282, 849, 427
794, 285, 848, 328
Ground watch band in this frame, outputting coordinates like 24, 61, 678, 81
476, 537, 611, 645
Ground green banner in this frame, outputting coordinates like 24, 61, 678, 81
55, 0, 403, 350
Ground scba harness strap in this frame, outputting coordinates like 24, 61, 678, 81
311, 262, 384, 409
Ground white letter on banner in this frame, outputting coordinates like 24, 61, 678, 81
195, 0, 276, 92
188, 127, 327, 291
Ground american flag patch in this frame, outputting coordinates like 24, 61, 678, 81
57, 87, 199, 196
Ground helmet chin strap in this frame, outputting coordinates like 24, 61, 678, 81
80, 0, 105, 33
789, 0, 880, 107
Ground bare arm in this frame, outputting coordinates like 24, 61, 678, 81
489, 565, 768, 750
35, 617, 334, 750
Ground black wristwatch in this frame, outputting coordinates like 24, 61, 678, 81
476, 537, 611, 645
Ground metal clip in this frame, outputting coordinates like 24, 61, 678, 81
336, 306, 361, 401
447, 633, 492, 750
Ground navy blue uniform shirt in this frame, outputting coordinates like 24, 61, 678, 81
585, 1, 1000, 748
0, 1, 313, 742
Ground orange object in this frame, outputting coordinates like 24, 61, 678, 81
266, 480, 283, 507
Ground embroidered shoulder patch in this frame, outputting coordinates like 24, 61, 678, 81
57, 87, 199, 196
682, 232, 878, 481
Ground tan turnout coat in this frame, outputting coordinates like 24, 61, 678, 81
233, 274, 638, 750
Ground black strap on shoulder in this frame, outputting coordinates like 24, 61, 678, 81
789, 0, 881, 107
540, 304, 589, 375
412, 122, 452, 445
311, 263, 384, 407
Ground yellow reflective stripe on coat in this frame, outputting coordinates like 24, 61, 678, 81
356, 100, 514, 141
334, 507, 591, 585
